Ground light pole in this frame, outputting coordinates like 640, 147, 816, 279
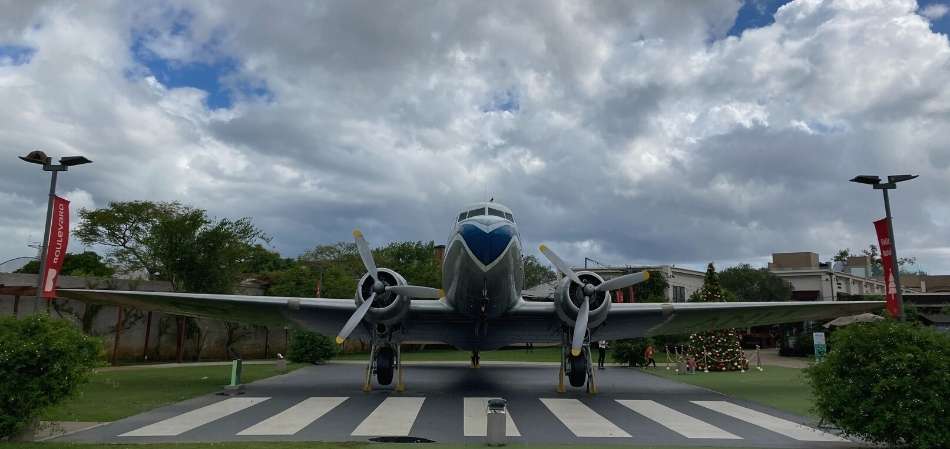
19, 150, 92, 312
850, 174, 918, 320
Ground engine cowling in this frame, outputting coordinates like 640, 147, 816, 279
355, 267, 411, 326
554, 271, 611, 329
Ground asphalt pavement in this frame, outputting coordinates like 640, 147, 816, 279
59, 362, 856, 448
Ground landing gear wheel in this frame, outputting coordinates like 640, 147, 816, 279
376, 347, 395, 385
471, 350, 481, 368
568, 353, 588, 387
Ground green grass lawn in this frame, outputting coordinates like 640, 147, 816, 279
334, 346, 670, 364
642, 366, 815, 418
43, 364, 302, 422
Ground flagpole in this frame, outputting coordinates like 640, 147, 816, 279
34, 169, 58, 313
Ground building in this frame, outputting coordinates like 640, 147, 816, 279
768, 251, 919, 301
521, 265, 705, 303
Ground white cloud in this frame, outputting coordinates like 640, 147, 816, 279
920, 3, 949, 20
1, 0, 950, 275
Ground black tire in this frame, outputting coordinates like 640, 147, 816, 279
568, 353, 588, 387
376, 347, 395, 386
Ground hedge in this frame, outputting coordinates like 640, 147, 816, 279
286, 330, 337, 364
804, 321, 949, 449
0, 315, 101, 438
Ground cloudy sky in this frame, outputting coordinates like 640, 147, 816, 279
2, 0, 950, 275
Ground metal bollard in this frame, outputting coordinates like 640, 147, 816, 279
222, 359, 245, 395
486, 398, 507, 446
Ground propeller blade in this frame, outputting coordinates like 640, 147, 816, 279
570, 296, 590, 357
596, 270, 650, 292
336, 292, 375, 344
539, 244, 582, 285
386, 285, 444, 299
353, 229, 378, 283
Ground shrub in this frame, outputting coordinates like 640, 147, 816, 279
287, 330, 337, 364
0, 315, 101, 438
611, 338, 653, 366
804, 321, 949, 449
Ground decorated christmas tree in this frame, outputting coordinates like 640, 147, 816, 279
686, 263, 749, 372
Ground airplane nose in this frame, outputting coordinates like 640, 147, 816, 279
459, 224, 514, 266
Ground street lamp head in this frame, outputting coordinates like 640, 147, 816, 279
19, 150, 50, 165
888, 174, 918, 184
850, 175, 881, 185
60, 155, 92, 167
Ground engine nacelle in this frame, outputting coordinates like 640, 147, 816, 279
355, 267, 411, 327
554, 271, 611, 329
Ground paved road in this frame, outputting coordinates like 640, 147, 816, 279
60, 363, 855, 447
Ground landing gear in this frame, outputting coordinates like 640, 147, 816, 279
471, 350, 481, 368
557, 330, 597, 394
376, 347, 395, 385
362, 339, 405, 392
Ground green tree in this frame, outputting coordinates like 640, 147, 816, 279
375, 241, 441, 288
632, 270, 669, 303
719, 264, 792, 302
300, 240, 442, 298
74, 201, 182, 277
244, 244, 294, 274
15, 251, 114, 277
523, 255, 556, 289
834, 246, 925, 276
76, 201, 267, 293
266, 264, 319, 297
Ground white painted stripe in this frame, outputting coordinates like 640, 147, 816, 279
351, 397, 425, 436
616, 400, 740, 439
540, 398, 630, 438
121, 397, 269, 437
692, 401, 848, 442
237, 397, 348, 436
463, 397, 521, 437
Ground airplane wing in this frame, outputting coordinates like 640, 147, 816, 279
592, 300, 885, 340
54, 288, 464, 342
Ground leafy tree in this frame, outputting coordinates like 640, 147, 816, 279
805, 321, 949, 448
15, 251, 114, 277
834, 246, 924, 276
300, 240, 442, 298
266, 264, 319, 297
244, 244, 294, 274
523, 255, 556, 289
76, 201, 266, 293
719, 264, 792, 302
375, 241, 441, 288
632, 270, 669, 303
74, 201, 182, 277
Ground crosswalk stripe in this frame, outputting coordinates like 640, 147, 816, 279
540, 398, 630, 438
237, 397, 348, 436
463, 397, 521, 436
616, 400, 740, 439
120, 397, 269, 437
351, 397, 425, 436
692, 401, 848, 442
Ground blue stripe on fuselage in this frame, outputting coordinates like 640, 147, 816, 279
459, 223, 514, 266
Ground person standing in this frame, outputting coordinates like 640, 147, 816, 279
597, 340, 608, 369
644, 343, 657, 368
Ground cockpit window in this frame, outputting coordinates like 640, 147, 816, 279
504, 212, 514, 222
487, 208, 506, 218
458, 212, 466, 222
465, 208, 484, 218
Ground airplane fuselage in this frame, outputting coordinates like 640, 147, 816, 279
442, 202, 525, 322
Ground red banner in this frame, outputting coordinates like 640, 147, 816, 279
873, 218, 899, 317
40, 195, 70, 299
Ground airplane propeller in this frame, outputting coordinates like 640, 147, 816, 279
336, 230, 443, 344
539, 244, 650, 357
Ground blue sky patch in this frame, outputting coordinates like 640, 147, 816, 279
919, 0, 950, 35
129, 10, 271, 110
483, 89, 520, 113
0, 45, 36, 66
727, 0, 793, 37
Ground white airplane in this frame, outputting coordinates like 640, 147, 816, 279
58, 201, 882, 393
